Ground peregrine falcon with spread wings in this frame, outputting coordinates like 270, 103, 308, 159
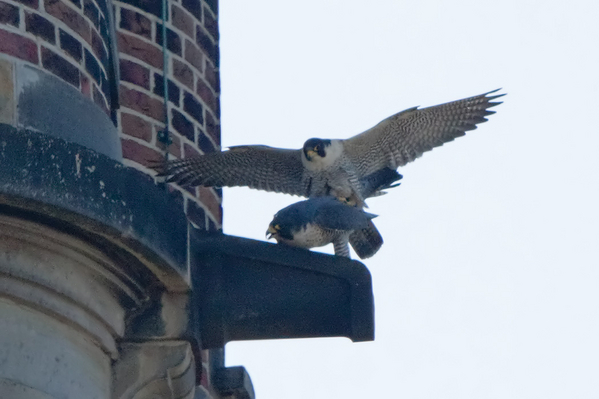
157, 89, 504, 258
159, 90, 503, 206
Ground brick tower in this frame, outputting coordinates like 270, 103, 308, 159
115, 0, 222, 230
0, 0, 236, 397
0, 0, 375, 397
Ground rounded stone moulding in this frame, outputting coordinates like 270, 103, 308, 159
0, 214, 145, 399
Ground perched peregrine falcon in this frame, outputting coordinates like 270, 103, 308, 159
266, 197, 377, 258
157, 89, 503, 207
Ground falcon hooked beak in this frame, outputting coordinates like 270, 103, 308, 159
304, 145, 323, 161
266, 223, 280, 240
305, 149, 318, 161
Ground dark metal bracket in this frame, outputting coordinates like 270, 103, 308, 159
190, 231, 375, 349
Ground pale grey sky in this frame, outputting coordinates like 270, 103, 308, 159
219, 1, 599, 398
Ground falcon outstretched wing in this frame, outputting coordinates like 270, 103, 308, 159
343, 89, 504, 177
156, 145, 308, 196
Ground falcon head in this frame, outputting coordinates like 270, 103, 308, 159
267, 201, 314, 245
302, 138, 345, 172
302, 138, 331, 161
266, 221, 295, 242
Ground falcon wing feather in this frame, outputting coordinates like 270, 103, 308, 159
343, 89, 504, 177
156, 145, 307, 196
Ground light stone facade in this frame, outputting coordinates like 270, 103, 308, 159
0, 214, 198, 398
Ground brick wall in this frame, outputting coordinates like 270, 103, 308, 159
114, 0, 222, 232
0, 0, 224, 397
113, 1, 222, 397
0, 0, 221, 232
0, 0, 115, 114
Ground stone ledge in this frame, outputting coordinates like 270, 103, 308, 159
0, 123, 190, 291
190, 231, 375, 348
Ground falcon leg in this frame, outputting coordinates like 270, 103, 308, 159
333, 237, 351, 258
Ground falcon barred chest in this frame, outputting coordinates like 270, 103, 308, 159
271, 222, 348, 254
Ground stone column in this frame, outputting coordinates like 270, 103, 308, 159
0, 125, 261, 399
0, 215, 134, 398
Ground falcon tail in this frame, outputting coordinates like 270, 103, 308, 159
349, 220, 384, 259
360, 168, 403, 199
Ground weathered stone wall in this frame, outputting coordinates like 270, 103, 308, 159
0, 215, 132, 399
